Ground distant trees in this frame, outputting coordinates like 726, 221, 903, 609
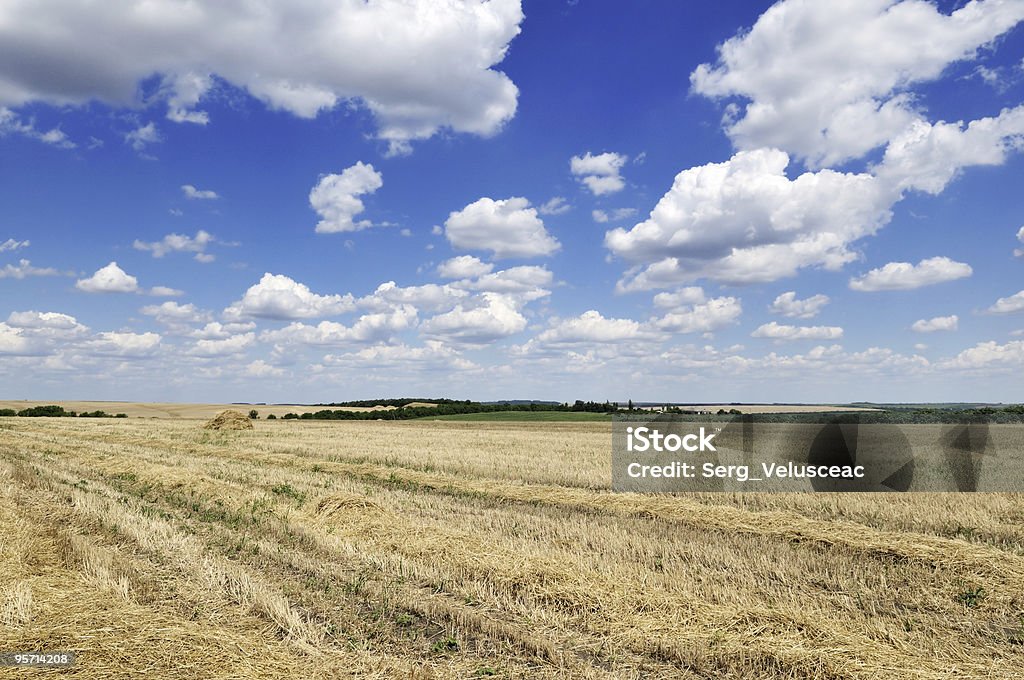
17, 405, 72, 417
248, 409, 259, 420
266, 414, 277, 420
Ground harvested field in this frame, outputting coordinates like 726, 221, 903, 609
1, 417, 1022, 678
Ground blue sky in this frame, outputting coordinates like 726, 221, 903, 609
2, 0, 1024, 404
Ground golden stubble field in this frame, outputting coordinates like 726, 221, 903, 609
1, 417, 1023, 679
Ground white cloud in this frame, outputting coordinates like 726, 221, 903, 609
75, 262, 139, 293
592, 208, 636, 223
85, 331, 162, 358
876, 106, 1024, 194
911, 315, 958, 333
141, 301, 211, 325
458, 265, 553, 302
534, 310, 651, 345
358, 281, 467, 314
263, 306, 417, 347
0, 107, 75, 148
149, 286, 185, 297
570, 151, 628, 195
0, 311, 88, 356
652, 287, 706, 309
444, 197, 560, 259
943, 340, 1024, 370
751, 322, 844, 341
0, 323, 37, 355
653, 296, 742, 334
324, 341, 476, 372
134, 230, 215, 261
188, 332, 256, 357
608, 149, 892, 289
770, 291, 830, 319
0, 259, 60, 279
224, 273, 355, 320
420, 293, 527, 344
190, 321, 257, 340
181, 184, 219, 200
245, 359, 285, 378
309, 162, 383, 233
164, 73, 212, 125
691, 0, 1024, 167
125, 122, 160, 152
6, 310, 83, 331
849, 256, 972, 291
1016, 225, 1024, 258
437, 255, 494, 279
537, 197, 570, 215
0, 238, 29, 252
985, 290, 1024, 315
0, 1, 523, 152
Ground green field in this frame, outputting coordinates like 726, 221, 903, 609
419, 410, 613, 422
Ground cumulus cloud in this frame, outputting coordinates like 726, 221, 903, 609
358, 281, 467, 314
457, 265, 553, 302
653, 296, 742, 334
770, 291, 830, 319
943, 339, 1024, 369
537, 197, 570, 215
0, 107, 75, 148
181, 184, 218, 200
911, 315, 958, 333
0, 238, 29, 252
75, 262, 139, 293
751, 322, 844, 341
84, 331, 162, 357
244, 360, 285, 378
570, 151, 628, 195
420, 293, 527, 344
309, 162, 383, 233
444, 197, 560, 259
0, 323, 38, 355
1016, 225, 1024, 258
187, 332, 256, 357
164, 73, 212, 125
324, 341, 476, 372
134, 230, 215, 262
190, 321, 257, 340
652, 287, 706, 309
125, 122, 159, 152
608, 149, 892, 289
149, 286, 185, 297
876, 106, 1024, 194
437, 255, 495, 279
224, 273, 355, 320
141, 301, 211, 326
534, 310, 651, 345
0, 259, 60, 279
262, 307, 417, 347
0, 0, 524, 152
691, 0, 1024, 167
0, 311, 89, 356
849, 256, 972, 291
592, 208, 636, 223
7, 310, 84, 331
984, 289, 1024, 315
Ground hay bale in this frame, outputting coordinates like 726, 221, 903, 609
203, 410, 254, 430
315, 493, 382, 518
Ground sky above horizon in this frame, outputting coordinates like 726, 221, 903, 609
2, 0, 1024, 404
